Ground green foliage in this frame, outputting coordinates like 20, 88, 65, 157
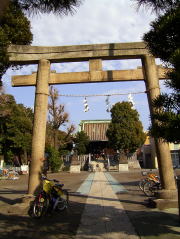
74, 131, 90, 155
0, 1, 32, 82
135, 0, 180, 143
150, 111, 180, 143
46, 146, 63, 173
19, 0, 82, 15
0, 94, 33, 162
150, 93, 180, 143
59, 141, 73, 156
143, 7, 179, 63
134, 0, 179, 13
5, 150, 14, 165
106, 102, 146, 154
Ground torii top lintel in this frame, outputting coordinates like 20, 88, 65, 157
8, 41, 149, 64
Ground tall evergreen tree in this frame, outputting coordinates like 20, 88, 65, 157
106, 102, 146, 155
134, 0, 180, 142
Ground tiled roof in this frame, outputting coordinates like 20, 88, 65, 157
79, 120, 111, 141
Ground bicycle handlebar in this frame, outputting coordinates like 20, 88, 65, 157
41, 174, 63, 185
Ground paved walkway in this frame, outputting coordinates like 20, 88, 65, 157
75, 172, 139, 239
0, 171, 180, 239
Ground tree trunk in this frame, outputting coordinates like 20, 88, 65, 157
53, 129, 58, 150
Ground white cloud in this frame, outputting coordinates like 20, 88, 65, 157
29, 0, 155, 46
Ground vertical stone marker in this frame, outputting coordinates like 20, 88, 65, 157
28, 59, 50, 195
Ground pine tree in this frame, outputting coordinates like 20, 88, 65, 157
134, 0, 180, 142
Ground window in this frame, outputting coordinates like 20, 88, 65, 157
171, 150, 180, 166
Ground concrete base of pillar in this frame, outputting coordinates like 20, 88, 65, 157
156, 189, 178, 200
119, 164, 129, 171
153, 199, 178, 210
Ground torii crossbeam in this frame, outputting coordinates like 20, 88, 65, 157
12, 65, 169, 87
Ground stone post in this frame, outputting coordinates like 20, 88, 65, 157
28, 59, 50, 195
142, 55, 177, 199
89, 59, 103, 82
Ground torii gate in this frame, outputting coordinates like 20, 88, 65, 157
8, 41, 177, 200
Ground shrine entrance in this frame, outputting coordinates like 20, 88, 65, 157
8, 41, 177, 199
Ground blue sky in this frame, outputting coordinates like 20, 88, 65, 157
3, 0, 168, 132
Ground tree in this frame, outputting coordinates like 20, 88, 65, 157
134, 0, 180, 142
47, 86, 75, 150
0, 0, 82, 87
0, 0, 82, 17
74, 131, 90, 155
0, 1, 33, 87
106, 102, 146, 156
0, 94, 33, 164
45, 146, 62, 173
134, 0, 178, 13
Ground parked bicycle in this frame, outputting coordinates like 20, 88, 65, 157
139, 167, 178, 197
139, 171, 161, 197
31, 175, 69, 218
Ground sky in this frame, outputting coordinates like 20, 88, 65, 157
3, 0, 168, 132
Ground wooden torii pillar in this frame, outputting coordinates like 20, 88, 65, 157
8, 42, 177, 199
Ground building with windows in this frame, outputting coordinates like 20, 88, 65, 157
169, 143, 180, 168
139, 136, 180, 169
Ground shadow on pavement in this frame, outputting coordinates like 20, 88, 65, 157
0, 194, 179, 239
126, 209, 180, 239
0, 198, 86, 239
0, 195, 23, 205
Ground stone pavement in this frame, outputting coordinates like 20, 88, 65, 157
0, 171, 180, 239
75, 171, 180, 239
76, 172, 139, 239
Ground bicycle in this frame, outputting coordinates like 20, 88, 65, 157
139, 171, 161, 197
143, 178, 161, 197
31, 175, 69, 218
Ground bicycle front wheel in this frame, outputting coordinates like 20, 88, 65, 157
143, 181, 156, 197
32, 193, 49, 218
139, 179, 147, 191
